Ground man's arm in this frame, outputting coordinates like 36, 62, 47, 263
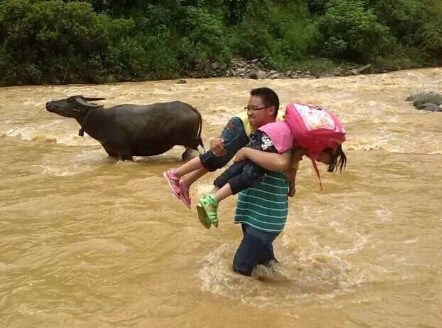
234, 147, 291, 172
210, 137, 227, 156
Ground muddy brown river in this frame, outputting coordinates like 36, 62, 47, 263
1, 69, 441, 328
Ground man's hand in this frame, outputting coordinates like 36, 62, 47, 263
233, 147, 248, 163
210, 137, 227, 157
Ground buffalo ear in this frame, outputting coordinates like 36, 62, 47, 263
74, 97, 103, 108
84, 97, 106, 101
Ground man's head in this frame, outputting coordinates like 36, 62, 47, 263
246, 87, 279, 128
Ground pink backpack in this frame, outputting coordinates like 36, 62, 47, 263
285, 102, 346, 189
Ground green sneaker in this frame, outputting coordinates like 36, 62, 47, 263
196, 202, 211, 229
197, 194, 219, 228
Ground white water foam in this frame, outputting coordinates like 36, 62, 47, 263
197, 242, 361, 308
4, 120, 100, 146
37, 149, 111, 176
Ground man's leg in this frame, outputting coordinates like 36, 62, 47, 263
233, 224, 280, 276
258, 243, 277, 267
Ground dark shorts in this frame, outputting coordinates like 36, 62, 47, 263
199, 117, 250, 172
213, 130, 278, 194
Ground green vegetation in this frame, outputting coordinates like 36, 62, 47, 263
0, 0, 441, 85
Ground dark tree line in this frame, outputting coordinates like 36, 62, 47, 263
0, 0, 441, 85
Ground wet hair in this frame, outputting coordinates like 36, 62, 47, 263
250, 87, 280, 118
324, 144, 347, 173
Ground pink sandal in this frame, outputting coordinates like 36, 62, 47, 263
179, 181, 191, 209
163, 169, 181, 199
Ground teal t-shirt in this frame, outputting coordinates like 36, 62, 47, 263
234, 171, 289, 233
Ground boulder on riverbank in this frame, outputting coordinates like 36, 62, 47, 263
187, 58, 388, 80
406, 92, 442, 112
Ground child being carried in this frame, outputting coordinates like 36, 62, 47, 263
196, 102, 347, 229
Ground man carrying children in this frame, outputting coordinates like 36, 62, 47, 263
164, 87, 296, 276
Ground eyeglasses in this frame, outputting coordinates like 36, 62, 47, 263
244, 105, 267, 111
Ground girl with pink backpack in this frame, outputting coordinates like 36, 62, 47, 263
196, 102, 347, 228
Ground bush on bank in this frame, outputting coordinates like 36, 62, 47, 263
0, 0, 441, 85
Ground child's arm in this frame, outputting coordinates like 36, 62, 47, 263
286, 159, 299, 197
234, 147, 291, 172
285, 148, 307, 196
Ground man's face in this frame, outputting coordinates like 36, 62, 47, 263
246, 95, 274, 128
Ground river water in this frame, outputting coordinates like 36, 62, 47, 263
1, 69, 441, 328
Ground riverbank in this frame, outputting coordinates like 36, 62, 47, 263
184, 57, 412, 80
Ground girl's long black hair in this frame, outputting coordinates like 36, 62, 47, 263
327, 144, 347, 173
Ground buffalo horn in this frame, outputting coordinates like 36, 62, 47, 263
84, 97, 106, 101
75, 97, 103, 108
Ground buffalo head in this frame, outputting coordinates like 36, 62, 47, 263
46, 95, 105, 118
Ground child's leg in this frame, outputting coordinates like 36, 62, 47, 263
164, 156, 203, 198
173, 156, 204, 179
213, 130, 275, 197
209, 160, 248, 202
199, 117, 249, 172
179, 167, 207, 201
166, 116, 248, 196
196, 161, 246, 228
196, 159, 254, 228
196, 181, 233, 229
197, 131, 277, 228
225, 161, 267, 195
198, 130, 267, 222
164, 156, 204, 204
212, 183, 232, 202
213, 160, 247, 190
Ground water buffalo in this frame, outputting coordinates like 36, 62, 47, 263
46, 95, 203, 160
